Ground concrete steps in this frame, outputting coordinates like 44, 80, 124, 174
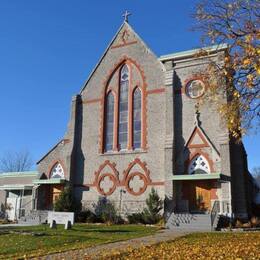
166, 213, 214, 231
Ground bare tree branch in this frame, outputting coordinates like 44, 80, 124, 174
0, 151, 33, 172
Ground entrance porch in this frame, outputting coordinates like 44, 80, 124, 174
172, 173, 231, 215
33, 178, 66, 210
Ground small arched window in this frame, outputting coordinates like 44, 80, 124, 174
188, 155, 210, 174
118, 64, 129, 150
133, 88, 142, 149
50, 162, 65, 178
104, 92, 115, 152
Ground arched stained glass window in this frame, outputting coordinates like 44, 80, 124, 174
104, 92, 115, 151
188, 155, 210, 174
118, 64, 129, 150
133, 88, 141, 149
50, 163, 65, 178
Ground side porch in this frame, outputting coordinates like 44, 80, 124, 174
166, 173, 232, 230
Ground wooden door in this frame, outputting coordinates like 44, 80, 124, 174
52, 185, 63, 204
195, 185, 211, 211
189, 182, 211, 212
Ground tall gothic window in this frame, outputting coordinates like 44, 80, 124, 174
104, 92, 115, 151
118, 64, 129, 150
133, 88, 141, 149
188, 155, 210, 174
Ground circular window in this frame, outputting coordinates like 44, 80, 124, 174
186, 80, 205, 99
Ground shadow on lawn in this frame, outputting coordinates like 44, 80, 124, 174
73, 228, 134, 233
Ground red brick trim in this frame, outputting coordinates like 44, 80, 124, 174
122, 158, 151, 184
48, 159, 67, 179
183, 74, 207, 99
92, 160, 119, 196
79, 159, 164, 194
63, 139, 70, 144
151, 181, 165, 185
111, 41, 138, 49
111, 29, 138, 49
125, 171, 148, 196
100, 56, 148, 153
82, 98, 102, 104
122, 158, 152, 196
146, 88, 165, 95
186, 127, 210, 148
97, 173, 117, 196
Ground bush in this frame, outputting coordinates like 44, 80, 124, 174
76, 210, 97, 223
142, 188, 163, 224
54, 184, 77, 212
94, 197, 123, 224
127, 212, 144, 224
127, 188, 163, 224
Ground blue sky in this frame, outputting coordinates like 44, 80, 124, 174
0, 1, 259, 171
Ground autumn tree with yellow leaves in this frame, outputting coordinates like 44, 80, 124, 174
194, 0, 260, 138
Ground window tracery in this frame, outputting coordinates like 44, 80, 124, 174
104, 92, 115, 151
103, 62, 144, 153
188, 155, 210, 174
50, 163, 65, 178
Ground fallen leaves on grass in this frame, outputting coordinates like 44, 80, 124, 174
99, 232, 260, 260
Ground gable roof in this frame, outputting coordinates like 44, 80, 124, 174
185, 124, 220, 156
79, 21, 165, 94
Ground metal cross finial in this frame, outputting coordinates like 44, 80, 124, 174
122, 10, 131, 23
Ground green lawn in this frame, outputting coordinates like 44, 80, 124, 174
0, 224, 158, 259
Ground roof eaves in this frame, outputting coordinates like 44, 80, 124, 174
79, 22, 126, 94
36, 139, 64, 165
159, 43, 228, 62
0, 171, 39, 177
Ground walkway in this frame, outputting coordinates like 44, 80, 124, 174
37, 229, 188, 260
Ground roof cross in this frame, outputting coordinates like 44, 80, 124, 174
122, 10, 131, 23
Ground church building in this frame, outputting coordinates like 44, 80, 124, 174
1, 17, 254, 228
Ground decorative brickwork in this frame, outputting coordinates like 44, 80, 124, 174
100, 56, 148, 153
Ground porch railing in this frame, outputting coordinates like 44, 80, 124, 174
211, 200, 220, 229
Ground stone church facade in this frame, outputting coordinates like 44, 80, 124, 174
35, 21, 252, 221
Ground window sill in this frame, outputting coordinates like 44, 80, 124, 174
100, 149, 147, 156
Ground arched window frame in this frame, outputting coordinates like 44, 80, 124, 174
104, 90, 116, 152
131, 86, 142, 150
49, 161, 65, 179
118, 64, 130, 150
101, 59, 146, 153
188, 154, 211, 175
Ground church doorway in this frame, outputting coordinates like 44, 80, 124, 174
188, 181, 211, 213
51, 185, 64, 205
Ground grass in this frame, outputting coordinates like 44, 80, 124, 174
0, 224, 159, 259
102, 231, 260, 259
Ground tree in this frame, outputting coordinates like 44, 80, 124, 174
194, 0, 260, 138
142, 188, 163, 224
54, 184, 76, 212
0, 150, 33, 172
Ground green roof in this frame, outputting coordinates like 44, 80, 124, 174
169, 173, 222, 181
159, 44, 228, 61
33, 178, 66, 185
0, 184, 34, 190
0, 171, 39, 178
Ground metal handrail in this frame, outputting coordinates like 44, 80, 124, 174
210, 200, 220, 229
